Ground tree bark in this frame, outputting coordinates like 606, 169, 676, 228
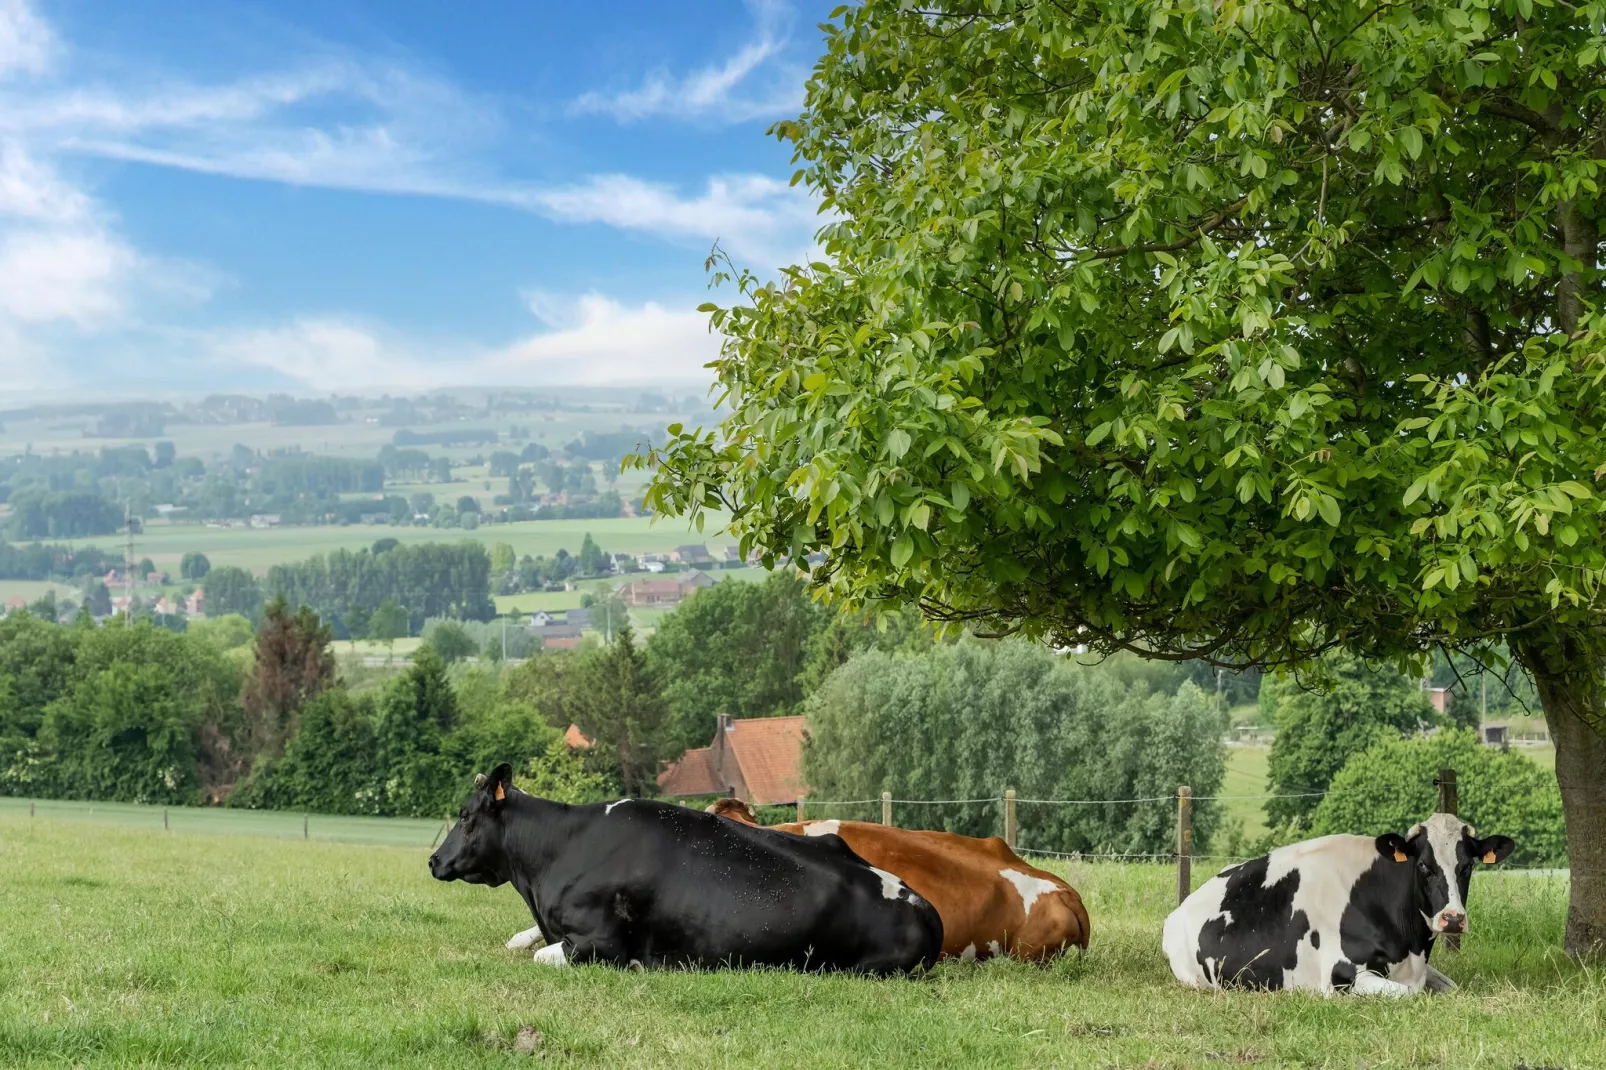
1523, 653, 1606, 958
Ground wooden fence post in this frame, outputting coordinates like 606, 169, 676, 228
796, 795, 806, 823
1437, 767, 1460, 951
163, 807, 169, 831
1003, 789, 1017, 850
303, 812, 309, 841
1176, 786, 1194, 906
29, 800, 35, 819
881, 791, 892, 827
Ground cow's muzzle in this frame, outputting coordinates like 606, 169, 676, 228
1434, 911, 1467, 934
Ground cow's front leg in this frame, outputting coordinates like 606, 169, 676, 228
506, 925, 546, 951
532, 942, 569, 967
1423, 965, 1458, 993
1351, 970, 1416, 998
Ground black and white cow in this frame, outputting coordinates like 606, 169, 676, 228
1163, 813, 1515, 996
428, 764, 944, 974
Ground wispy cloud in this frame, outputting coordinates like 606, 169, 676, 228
1, 43, 814, 262
204, 292, 720, 393
570, 0, 804, 124
0, 0, 53, 80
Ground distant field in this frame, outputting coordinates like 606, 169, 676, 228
0, 407, 713, 464
63, 514, 735, 573
0, 806, 1592, 1068
1219, 744, 1272, 842
1218, 744, 1557, 845
330, 637, 425, 661
0, 579, 78, 605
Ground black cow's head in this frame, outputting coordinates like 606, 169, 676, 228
1375, 812, 1515, 935
429, 763, 516, 887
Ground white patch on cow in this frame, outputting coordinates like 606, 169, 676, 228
1413, 813, 1474, 933
959, 943, 977, 962
533, 943, 569, 967
803, 820, 841, 837
987, 940, 1002, 957
999, 868, 1060, 917
605, 799, 629, 815
870, 866, 905, 900
506, 925, 545, 951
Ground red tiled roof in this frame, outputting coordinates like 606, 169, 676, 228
657, 746, 721, 796
726, 716, 807, 806
542, 636, 582, 650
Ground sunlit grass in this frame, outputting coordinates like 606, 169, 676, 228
0, 808, 1596, 1068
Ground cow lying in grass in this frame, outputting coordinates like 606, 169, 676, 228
705, 798, 1090, 963
1163, 813, 1515, 996
429, 766, 943, 974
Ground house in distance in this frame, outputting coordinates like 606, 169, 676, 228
657, 714, 808, 806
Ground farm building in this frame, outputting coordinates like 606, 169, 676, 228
656, 714, 808, 806
615, 571, 714, 607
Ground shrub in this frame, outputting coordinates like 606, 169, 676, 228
1311, 730, 1565, 867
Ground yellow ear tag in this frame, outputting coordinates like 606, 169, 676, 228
1393, 849, 1408, 863
495, 783, 506, 802
1482, 849, 1497, 864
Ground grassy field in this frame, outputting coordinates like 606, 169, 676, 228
0, 578, 78, 606
1220, 745, 1273, 842
62, 515, 736, 573
0, 407, 708, 464
0, 803, 1596, 1068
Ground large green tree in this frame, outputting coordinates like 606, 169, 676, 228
646, 572, 828, 754
645, 0, 1606, 952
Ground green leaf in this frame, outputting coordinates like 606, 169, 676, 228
1318, 495, 1341, 527
890, 533, 914, 568
886, 429, 912, 460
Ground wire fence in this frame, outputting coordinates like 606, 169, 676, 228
787, 770, 1564, 896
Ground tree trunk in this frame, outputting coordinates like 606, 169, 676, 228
1524, 656, 1606, 958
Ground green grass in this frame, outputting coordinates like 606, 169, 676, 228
331, 637, 425, 661
0, 804, 1596, 1068
64, 515, 736, 573
0, 578, 77, 606
1221, 745, 1272, 843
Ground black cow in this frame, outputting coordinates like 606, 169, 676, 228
428, 764, 944, 974
1163, 813, 1515, 996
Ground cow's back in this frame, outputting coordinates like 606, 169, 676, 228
542, 802, 941, 974
774, 820, 1089, 961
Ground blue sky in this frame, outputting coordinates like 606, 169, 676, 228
0, 0, 834, 398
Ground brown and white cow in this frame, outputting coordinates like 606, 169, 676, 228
706, 798, 1090, 962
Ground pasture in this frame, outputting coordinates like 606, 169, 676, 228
65, 514, 737, 574
0, 803, 1597, 1068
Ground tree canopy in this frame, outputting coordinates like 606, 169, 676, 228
642, 0, 1606, 955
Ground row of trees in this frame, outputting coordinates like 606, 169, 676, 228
202, 541, 495, 634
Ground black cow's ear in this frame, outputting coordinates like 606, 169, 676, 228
1376, 833, 1413, 863
489, 762, 514, 804
1473, 835, 1515, 865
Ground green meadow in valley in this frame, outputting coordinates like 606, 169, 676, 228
1, 806, 1599, 1068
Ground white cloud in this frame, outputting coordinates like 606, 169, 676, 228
489, 293, 720, 384
0, 0, 53, 80
570, 0, 802, 124
204, 293, 721, 393
0, 227, 133, 324
505, 172, 817, 263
